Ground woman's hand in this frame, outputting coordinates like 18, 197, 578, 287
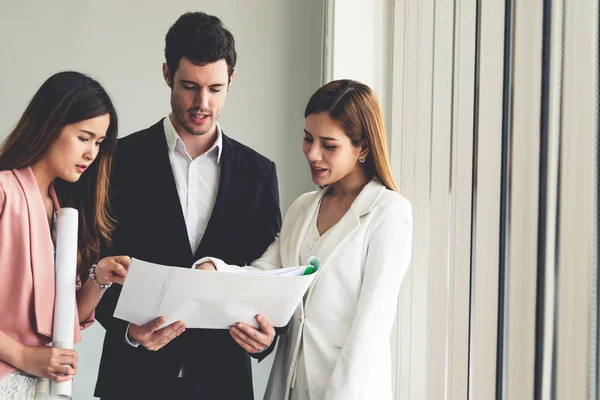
95, 255, 131, 285
18, 346, 77, 382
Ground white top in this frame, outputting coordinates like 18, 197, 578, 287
291, 200, 330, 400
163, 116, 222, 253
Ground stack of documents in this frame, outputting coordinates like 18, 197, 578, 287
114, 257, 320, 329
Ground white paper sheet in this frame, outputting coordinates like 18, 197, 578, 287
229, 258, 321, 276
49, 208, 78, 399
114, 258, 320, 329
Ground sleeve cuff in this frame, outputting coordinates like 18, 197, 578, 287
125, 323, 140, 347
255, 335, 275, 354
193, 257, 230, 272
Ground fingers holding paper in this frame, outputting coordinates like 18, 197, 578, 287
230, 314, 275, 354
19, 346, 78, 382
95, 255, 131, 285
129, 317, 186, 351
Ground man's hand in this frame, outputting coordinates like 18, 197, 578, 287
128, 317, 185, 351
195, 261, 216, 271
229, 314, 275, 354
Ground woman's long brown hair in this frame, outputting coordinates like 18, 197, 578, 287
304, 79, 399, 192
0, 71, 118, 279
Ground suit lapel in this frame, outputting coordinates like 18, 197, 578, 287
304, 180, 386, 303
193, 133, 238, 260
13, 167, 55, 337
285, 190, 324, 267
144, 122, 194, 260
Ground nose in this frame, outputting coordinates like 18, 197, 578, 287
195, 89, 210, 110
305, 141, 322, 162
84, 142, 99, 161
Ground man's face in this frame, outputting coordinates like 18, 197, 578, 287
163, 57, 234, 137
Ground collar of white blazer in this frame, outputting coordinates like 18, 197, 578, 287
290, 178, 387, 291
306, 178, 386, 217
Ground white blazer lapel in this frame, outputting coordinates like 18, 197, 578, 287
304, 180, 386, 302
283, 190, 326, 267
280, 190, 325, 324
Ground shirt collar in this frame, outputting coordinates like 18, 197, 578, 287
163, 115, 223, 163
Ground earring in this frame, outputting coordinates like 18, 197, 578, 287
359, 157, 366, 163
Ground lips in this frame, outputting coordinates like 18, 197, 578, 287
190, 112, 210, 125
76, 165, 88, 173
310, 166, 328, 175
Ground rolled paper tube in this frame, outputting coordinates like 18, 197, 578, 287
50, 208, 78, 399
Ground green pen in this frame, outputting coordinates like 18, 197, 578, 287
303, 256, 321, 275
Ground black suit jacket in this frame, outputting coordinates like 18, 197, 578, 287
94, 120, 282, 400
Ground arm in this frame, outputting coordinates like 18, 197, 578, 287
94, 224, 184, 350
96, 283, 184, 351
323, 200, 413, 400
242, 163, 283, 360
197, 233, 283, 273
0, 331, 76, 382
94, 284, 129, 339
197, 236, 282, 360
248, 161, 282, 263
76, 256, 130, 324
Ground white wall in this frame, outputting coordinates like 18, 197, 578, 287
0, 2, 323, 399
328, 0, 393, 129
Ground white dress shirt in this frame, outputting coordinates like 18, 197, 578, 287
164, 115, 222, 252
125, 115, 222, 347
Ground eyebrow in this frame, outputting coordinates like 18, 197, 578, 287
303, 129, 339, 141
79, 129, 105, 139
180, 79, 226, 88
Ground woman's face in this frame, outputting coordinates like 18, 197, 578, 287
42, 114, 110, 182
302, 112, 363, 187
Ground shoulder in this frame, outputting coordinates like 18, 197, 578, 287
111, 122, 166, 177
225, 135, 275, 170
0, 170, 19, 193
0, 170, 22, 214
0, 172, 7, 210
286, 190, 319, 216
376, 189, 412, 216
117, 120, 164, 150
367, 188, 413, 233
0, 169, 14, 179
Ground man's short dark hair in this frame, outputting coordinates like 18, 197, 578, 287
165, 12, 237, 83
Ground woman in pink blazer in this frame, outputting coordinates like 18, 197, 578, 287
0, 72, 131, 399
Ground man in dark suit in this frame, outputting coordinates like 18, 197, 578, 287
94, 12, 281, 400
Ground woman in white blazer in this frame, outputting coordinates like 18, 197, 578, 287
198, 80, 413, 400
